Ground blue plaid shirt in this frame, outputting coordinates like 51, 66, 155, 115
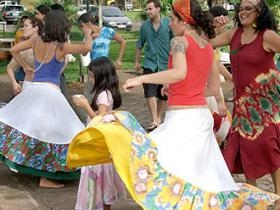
90, 27, 116, 60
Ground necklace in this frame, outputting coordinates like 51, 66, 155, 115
35, 42, 57, 72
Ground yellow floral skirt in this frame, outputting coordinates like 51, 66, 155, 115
67, 111, 279, 209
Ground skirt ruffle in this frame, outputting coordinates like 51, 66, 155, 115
0, 82, 83, 179
0, 122, 79, 179
67, 111, 279, 209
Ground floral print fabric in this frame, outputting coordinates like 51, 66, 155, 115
0, 122, 76, 173
231, 69, 280, 140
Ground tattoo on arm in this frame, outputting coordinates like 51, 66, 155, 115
171, 37, 186, 54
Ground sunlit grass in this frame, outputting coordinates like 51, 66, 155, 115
0, 24, 140, 82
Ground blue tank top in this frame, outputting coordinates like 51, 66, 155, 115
32, 44, 65, 86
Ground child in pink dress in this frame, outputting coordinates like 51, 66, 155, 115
72, 57, 126, 210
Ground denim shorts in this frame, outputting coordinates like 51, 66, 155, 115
142, 68, 168, 101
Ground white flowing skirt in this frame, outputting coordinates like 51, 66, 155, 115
150, 108, 239, 193
0, 81, 84, 144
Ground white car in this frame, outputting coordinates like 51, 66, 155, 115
91, 6, 132, 30
0, 0, 12, 11
77, 4, 95, 17
223, 3, 235, 11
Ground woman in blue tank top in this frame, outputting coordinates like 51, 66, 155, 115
0, 10, 92, 188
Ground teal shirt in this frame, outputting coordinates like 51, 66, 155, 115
136, 16, 173, 72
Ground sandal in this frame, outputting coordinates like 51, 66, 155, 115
146, 123, 158, 132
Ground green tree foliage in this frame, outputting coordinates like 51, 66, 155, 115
266, 0, 280, 22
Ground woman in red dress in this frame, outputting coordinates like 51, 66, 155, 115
211, 0, 280, 208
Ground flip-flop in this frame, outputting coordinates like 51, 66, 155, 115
146, 123, 158, 132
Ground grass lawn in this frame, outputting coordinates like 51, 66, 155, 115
0, 26, 141, 83
124, 10, 142, 21
65, 39, 139, 82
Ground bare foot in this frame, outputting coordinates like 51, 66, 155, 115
39, 178, 64, 188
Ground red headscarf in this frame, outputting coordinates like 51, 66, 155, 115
173, 0, 196, 24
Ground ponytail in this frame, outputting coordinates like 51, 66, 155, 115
191, 0, 215, 39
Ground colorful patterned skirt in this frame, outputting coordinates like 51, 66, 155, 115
0, 81, 84, 180
222, 69, 280, 179
67, 111, 279, 209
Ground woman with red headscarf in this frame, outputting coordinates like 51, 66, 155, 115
67, 0, 279, 208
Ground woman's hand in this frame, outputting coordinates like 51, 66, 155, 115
135, 61, 142, 72
72, 94, 89, 109
12, 82, 22, 95
82, 27, 93, 38
213, 15, 229, 35
115, 60, 122, 70
122, 77, 142, 92
217, 100, 227, 117
161, 85, 169, 96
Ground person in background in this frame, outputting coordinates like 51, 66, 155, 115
0, 10, 92, 188
135, 0, 173, 132
50, 3, 64, 11
211, 0, 280, 209
209, 5, 233, 82
78, 13, 126, 123
206, 5, 233, 146
49, 3, 70, 96
35, 3, 70, 96
78, 13, 126, 69
14, 15, 29, 45
68, 0, 279, 208
35, 4, 50, 22
13, 15, 29, 85
7, 16, 43, 96
72, 57, 126, 210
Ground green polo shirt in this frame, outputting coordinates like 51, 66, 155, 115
136, 16, 173, 72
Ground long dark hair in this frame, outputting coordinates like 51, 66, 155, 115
41, 10, 70, 42
78, 13, 98, 26
234, 0, 277, 32
172, 0, 215, 39
36, 4, 50, 15
89, 57, 122, 111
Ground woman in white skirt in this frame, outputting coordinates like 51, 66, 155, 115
67, 0, 278, 208
0, 10, 92, 188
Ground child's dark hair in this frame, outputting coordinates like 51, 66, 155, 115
209, 6, 228, 17
172, 0, 215, 39
41, 10, 70, 42
89, 57, 122, 111
78, 13, 98, 26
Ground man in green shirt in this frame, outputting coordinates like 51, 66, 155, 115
135, 0, 173, 132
